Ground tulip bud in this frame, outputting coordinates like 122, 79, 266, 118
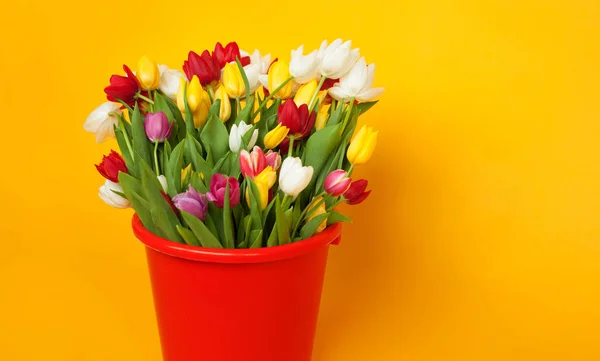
324, 169, 352, 197
84, 102, 122, 143
173, 185, 208, 220
279, 157, 313, 197
229, 121, 258, 153
187, 76, 203, 113
157, 175, 168, 193
294, 79, 318, 106
344, 179, 371, 205
264, 123, 290, 149
144, 112, 173, 143
247, 178, 270, 210
315, 103, 331, 130
240, 146, 266, 178
222, 63, 246, 98
306, 196, 327, 233
265, 150, 282, 170
158, 64, 184, 99
206, 173, 240, 208
289, 45, 319, 84
268, 60, 293, 99
319, 39, 361, 79
183, 50, 220, 86
98, 180, 130, 209
347, 125, 378, 165
247, 166, 277, 210
96, 150, 128, 183
254, 166, 276, 189
214, 86, 231, 122
137, 55, 160, 91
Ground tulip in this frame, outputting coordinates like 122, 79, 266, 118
328, 57, 384, 102
229, 121, 258, 153
184, 77, 211, 128
279, 157, 313, 197
294, 79, 318, 106
251, 166, 277, 209
172, 185, 208, 220
157, 175, 168, 193
278, 100, 316, 139
315, 103, 331, 130
347, 125, 378, 165
306, 196, 327, 233
344, 179, 371, 205
98, 180, 130, 209
186, 76, 203, 113
243, 63, 262, 94
213, 42, 250, 69
104, 65, 140, 107
289, 45, 319, 84
136, 56, 160, 91
144, 112, 173, 143
267, 59, 293, 99
264, 123, 289, 149
319, 39, 360, 79
157, 65, 184, 99
240, 146, 266, 178
96, 150, 127, 183
324, 169, 352, 197
183, 50, 220, 86
265, 150, 282, 170
206, 173, 240, 208
222, 62, 245, 98
214, 86, 231, 122
84, 102, 122, 143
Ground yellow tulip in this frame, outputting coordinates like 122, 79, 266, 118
294, 79, 318, 106
187, 76, 203, 113
256, 86, 273, 108
315, 103, 331, 130
347, 125, 378, 165
222, 63, 245, 98
193, 93, 210, 128
315, 90, 328, 106
214, 86, 231, 122
268, 60, 293, 99
246, 166, 276, 210
264, 123, 289, 149
246, 179, 269, 210
306, 196, 327, 233
181, 164, 192, 182
176, 77, 187, 113
137, 55, 160, 91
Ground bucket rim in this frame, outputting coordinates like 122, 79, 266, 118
132, 214, 342, 264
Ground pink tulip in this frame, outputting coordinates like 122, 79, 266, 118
206, 173, 240, 208
265, 150, 282, 171
324, 169, 352, 197
239, 146, 266, 178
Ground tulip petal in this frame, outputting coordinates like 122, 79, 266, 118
356, 87, 385, 102
328, 86, 351, 102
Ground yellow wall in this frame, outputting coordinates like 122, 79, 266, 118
1, 0, 599, 360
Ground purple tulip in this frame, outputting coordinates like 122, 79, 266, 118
144, 111, 173, 143
206, 173, 240, 208
172, 185, 208, 220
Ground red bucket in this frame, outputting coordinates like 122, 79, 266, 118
132, 214, 342, 361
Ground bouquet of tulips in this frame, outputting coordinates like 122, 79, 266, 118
84, 39, 382, 248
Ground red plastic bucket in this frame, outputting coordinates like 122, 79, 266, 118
132, 214, 342, 361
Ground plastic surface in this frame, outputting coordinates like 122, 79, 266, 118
132, 214, 342, 361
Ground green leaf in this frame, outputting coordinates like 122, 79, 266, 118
183, 83, 196, 138
235, 57, 251, 103
189, 171, 208, 194
131, 104, 153, 174
249, 229, 263, 248
326, 100, 345, 126
276, 195, 291, 245
114, 127, 135, 176
203, 211, 219, 239
246, 178, 263, 230
211, 151, 230, 175
262, 196, 277, 227
164, 94, 187, 141
166, 140, 185, 197
355, 100, 378, 115
119, 173, 160, 236
239, 215, 252, 248
181, 211, 223, 248
300, 213, 329, 239
303, 123, 343, 192
200, 104, 230, 162
176, 225, 201, 246
236, 96, 254, 126
266, 223, 278, 247
327, 210, 352, 225
222, 183, 235, 249
186, 134, 212, 186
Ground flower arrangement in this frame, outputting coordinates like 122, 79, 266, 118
84, 39, 382, 248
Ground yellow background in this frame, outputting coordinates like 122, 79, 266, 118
1, 0, 599, 360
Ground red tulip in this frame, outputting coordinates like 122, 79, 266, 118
104, 65, 140, 107
183, 50, 221, 86
95, 150, 128, 183
212, 42, 250, 69
343, 179, 371, 205
320, 77, 338, 91
240, 146, 266, 178
277, 99, 316, 139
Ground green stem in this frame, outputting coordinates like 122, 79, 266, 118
251, 76, 294, 120
288, 137, 295, 157
207, 86, 216, 102
348, 164, 355, 176
308, 76, 327, 110
153, 141, 160, 176
120, 121, 135, 164
340, 97, 355, 131
137, 92, 155, 105
281, 194, 292, 210
236, 97, 241, 114
327, 198, 346, 212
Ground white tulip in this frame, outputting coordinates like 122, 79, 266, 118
157, 175, 168, 193
98, 180, 130, 209
279, 157, 314, 198
328, 57, 385, 102
243, 63, 262, 93
84, 102, 122, 143
289, 45, 319, 84
319, 39, 360, 79
242, 49, 272, 74
229, 121, 258, 153
158, 64, 185, 99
